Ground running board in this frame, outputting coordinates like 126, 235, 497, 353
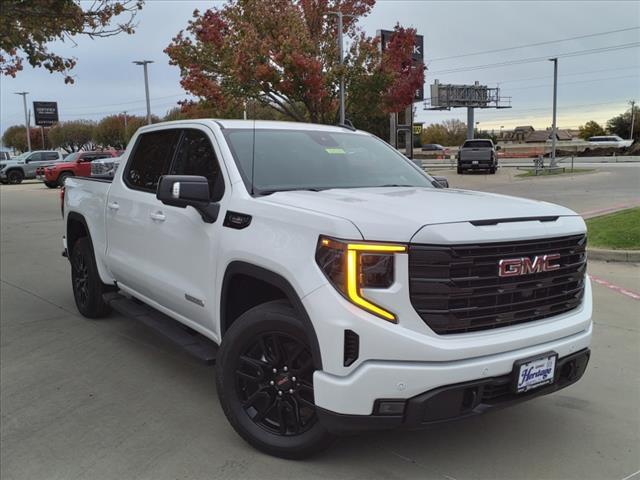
103, 292, 218, 364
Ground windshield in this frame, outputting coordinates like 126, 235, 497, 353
223, 129, 433, 194
12, 152, 29, 161
64, 152, 81, 162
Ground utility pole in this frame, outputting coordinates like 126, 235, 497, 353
14, 92, 32, 152
327, 11, 354, 125
630, 100, 636, 141
549, 58, 558, 168
133, 60, 154, 124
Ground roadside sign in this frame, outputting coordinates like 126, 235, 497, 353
33, 101, 59, 127
378, 29, 424, 101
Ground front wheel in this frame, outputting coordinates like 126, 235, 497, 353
71, 237, 111, 318
457, 167, 464, 174
44, 181, 58, 188
58, 172, 73, 187
7, 170, 24, 184
216, 301, 334, 459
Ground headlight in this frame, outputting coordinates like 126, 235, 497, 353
315, 236, 406, 322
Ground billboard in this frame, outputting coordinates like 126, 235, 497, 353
429, 82, 490, 108
33, 101, 59, 127
378, 29, 424, 101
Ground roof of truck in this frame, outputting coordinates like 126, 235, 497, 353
138, 119, 368, 134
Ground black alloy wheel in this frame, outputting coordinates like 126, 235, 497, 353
216, 301, 334, 459
235, 332, 316, 436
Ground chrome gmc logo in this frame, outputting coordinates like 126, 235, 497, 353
498, 254, 561, 277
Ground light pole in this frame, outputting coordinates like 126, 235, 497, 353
549, 58, 558, 168
14, 92, 32, 152
327, 11, 355, 125
133, 60, 154, 124
630, 100, 636, 141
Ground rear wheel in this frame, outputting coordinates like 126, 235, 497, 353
71, 237, 111, 318
7, 170, 24, 184
216, 301, 334, 459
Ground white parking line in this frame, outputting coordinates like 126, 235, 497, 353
620, 470, 640, 480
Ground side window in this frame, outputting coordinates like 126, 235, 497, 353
43, 152, 59, 161
170, 129, 224, 201
27, 153, 42, 163
126, 129, 181, 192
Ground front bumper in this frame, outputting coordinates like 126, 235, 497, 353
318, 348, 590, 434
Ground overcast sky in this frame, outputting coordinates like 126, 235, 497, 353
1, 0, 639, 140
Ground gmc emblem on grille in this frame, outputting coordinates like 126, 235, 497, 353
498, 254, 561, 277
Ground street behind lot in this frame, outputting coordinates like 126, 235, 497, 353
1, 168, 639, 480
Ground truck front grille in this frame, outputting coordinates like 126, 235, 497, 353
408, 234, 586, 334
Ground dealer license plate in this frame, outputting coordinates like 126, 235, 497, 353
515, 353, 557, 393
472, 160, 479, 165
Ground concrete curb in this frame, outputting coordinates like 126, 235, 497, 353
587, 247, 640, 263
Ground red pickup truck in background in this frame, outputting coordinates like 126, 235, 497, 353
38, 150, 121, 187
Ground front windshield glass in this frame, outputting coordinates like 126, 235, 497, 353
13, 153, 29, 161
223, 129, 433, 194
65, 153, 81, 162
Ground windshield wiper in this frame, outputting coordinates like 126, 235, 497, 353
256, 187, 325, 196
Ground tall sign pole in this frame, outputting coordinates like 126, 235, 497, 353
133, 60, 154, 125
14, 92, 32, 152
549, 58, 558, 168
327, 12, 353, 125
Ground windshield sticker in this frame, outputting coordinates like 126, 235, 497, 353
325, 148, 345, 154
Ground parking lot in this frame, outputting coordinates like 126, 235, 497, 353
1, 167, 639, 480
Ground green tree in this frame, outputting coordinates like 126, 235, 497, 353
48, 120, 95, 152
421, 119, 467, 146
606, 108, 639, 140
1, 125, 47, 152
165, 0, 423, 125
420, 124, 449, 146
1, 0, 144, 83
578, 120, 606, 140
94, 115, 130, 149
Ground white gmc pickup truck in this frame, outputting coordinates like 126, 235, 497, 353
63, 120, 592, 458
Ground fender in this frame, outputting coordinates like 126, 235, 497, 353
66, 211, 114, 285
221, 261, 323, 370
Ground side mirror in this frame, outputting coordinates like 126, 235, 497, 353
495, 145, 502, 151
431, 175, 449, 188
156, 175, 220, 223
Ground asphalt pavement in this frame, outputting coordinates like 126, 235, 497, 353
1, 171, 639, 480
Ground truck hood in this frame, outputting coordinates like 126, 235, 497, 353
261, 187, 579, 242
47, 161, 74, 170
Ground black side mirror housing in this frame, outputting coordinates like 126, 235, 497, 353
495, 145, 502, 151
431, 175, 449, 188
156, 175, 220, 223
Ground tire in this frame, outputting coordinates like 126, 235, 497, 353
216, 301, 334, 459
58, 172, 73, 187
70, 237, 111, 318
489, 166, 496, 174
457, 167, 463, 174
6, 169, 24, 184
44, 181, 58, 188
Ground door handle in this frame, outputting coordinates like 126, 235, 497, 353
107, 202, 119, 211
150, 211, 166, 222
